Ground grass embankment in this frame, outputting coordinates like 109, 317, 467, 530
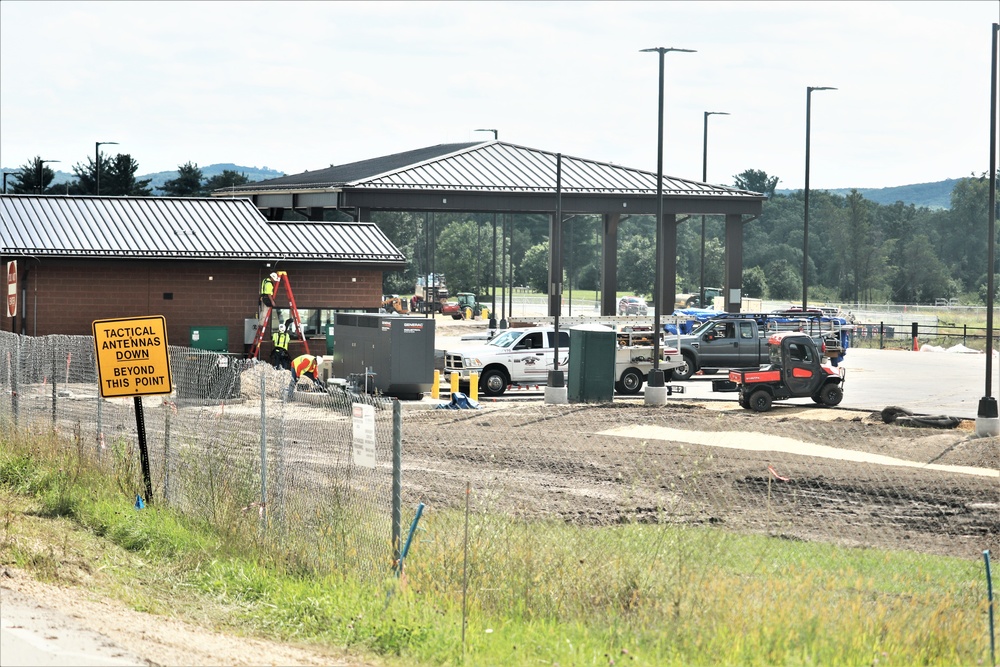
0, 423, 991, 666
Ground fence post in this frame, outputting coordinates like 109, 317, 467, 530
51, 343, 56, 427
163, 400, 171, 503
911, 322, 919, 352
879, 321, 885, 350
392, 398, 402, 571
12, 335, 19, 426
260, 369, 268, 526
964, 324, 968, 346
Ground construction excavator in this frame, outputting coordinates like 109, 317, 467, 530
381, 295, 409, 315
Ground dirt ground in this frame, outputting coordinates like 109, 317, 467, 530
399, 400, 1000, 560
3, 317, 998, 665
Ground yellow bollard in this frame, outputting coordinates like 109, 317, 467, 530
450, 371, 460, 397
481, 307, 488, 320
465, 307, 472, 320
431, 369, 440, 399
470, 372, 479, 401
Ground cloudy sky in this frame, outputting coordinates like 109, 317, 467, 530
1, 1, 998, 190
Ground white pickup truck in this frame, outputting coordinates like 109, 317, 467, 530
444, 326, 684, 397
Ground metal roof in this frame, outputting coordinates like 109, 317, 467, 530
232, 140, 761, 199
0, 195, 406, 265
240, 142, 482, 191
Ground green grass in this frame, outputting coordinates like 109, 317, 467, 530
0, 423, 992, 666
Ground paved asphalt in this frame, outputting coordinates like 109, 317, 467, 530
672, 346, 996, 419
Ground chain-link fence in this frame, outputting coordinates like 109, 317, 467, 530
2, 329, 998, 657
0, 330, 397, 581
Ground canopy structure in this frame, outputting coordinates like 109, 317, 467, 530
217, 141, 766, 314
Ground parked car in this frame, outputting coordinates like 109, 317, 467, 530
617, 296, 649, 316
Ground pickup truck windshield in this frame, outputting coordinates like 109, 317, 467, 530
488, 331, 523, 348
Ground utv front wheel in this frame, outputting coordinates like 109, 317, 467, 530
819, 384, 843, 407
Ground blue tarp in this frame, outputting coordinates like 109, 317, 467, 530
664, 308, 725, 334
436, 392, 482, 410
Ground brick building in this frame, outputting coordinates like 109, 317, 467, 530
1, 195, 406, 356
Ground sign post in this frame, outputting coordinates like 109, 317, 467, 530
6, 261, 16, 329
92, 315, 172, 504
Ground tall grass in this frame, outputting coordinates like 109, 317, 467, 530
0, 422, 990, 666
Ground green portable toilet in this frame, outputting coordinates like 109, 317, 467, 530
568, 323, 616, 403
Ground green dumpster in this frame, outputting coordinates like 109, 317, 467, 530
190, 326, 228, 352
568, 324, 616, 403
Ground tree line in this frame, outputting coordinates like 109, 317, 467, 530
374, 169, 999, 307
6, 152, 995, 306
5, 157, 251, 197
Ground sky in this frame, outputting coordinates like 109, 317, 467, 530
2, 1, 999, 191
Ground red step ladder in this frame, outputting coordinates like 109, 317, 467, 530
249, 271, 310, 359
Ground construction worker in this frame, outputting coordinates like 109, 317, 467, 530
259, 272, 279, 318
270, 324, 291, 370
287, 354, 325, 397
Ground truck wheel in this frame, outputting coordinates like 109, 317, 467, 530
748, 389, 772, 412
819, 384, 843, 407
617, 368, 644, 395
479, 368, 509, 397
671, 353, 696, 381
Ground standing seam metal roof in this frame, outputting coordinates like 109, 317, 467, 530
1, 195, 406, 264
229, 141, 761, 198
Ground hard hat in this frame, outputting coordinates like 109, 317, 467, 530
278, 324, 286, 333
270, 272, 279, 281
315, 355, 325, 366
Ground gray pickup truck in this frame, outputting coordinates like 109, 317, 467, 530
671, 316, 845, 380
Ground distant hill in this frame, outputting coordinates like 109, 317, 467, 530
776, 179, 958, 210
141, 163, 285, 193
1, 163, 285, 194
2, 165, 957, 209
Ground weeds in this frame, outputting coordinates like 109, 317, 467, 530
0, 423, 991, 667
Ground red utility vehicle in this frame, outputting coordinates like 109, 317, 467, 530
729, 331, 844, 413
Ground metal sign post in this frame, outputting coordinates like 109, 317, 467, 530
92, 315, 173, 505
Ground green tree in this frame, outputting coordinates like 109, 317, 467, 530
204, 170, 250, 193
733, 169, 779, 198
764, 259, 801, 300
11, 156, 58, 194
742, 266, 767, 299
160, 162, 204, 196
520, 242, 550, 293
434, 219, 498, 295
617, 233, 654, 295
891, 234, 952, 304
100, 154, 152, 196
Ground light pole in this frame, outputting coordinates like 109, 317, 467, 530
700, 111, 729, 308
475, 129, 498, 140
976, 23, 1000, 438
95, 141, 118, 195
2, 172, 17, 194
36, 159, 60, 195
802, 86, 836, 312
641, 46, 695, 400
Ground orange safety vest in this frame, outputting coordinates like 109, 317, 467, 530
292, 355, 316, 377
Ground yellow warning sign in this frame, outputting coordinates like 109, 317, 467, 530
92, 315, 172, 398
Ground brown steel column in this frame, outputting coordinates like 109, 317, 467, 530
307, 207, 325, 221
658, 213, 677, 318
723, 213, 743, 313
601, 213, 620, 316
548, 211, 563, 317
